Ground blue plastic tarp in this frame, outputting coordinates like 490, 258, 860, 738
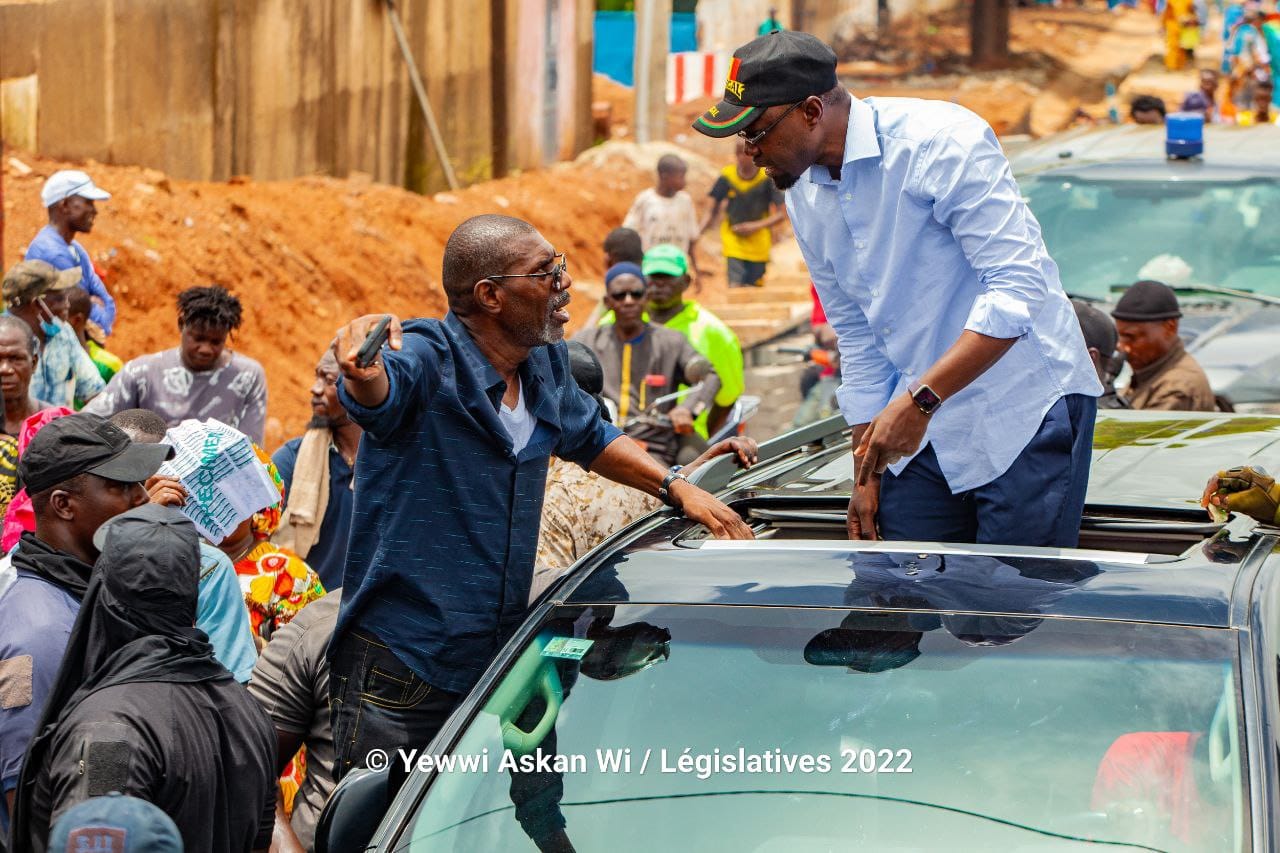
593, 12, 699, 87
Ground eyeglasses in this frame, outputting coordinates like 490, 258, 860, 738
609, 289, 648, 302
486, 253, 568, 292
739, 100, 806, 147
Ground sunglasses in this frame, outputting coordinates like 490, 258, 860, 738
738, 100, 806, 147
609, 289, 648, 302
486, 253, 568, 292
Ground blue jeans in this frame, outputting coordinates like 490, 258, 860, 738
328, 630, 567, 844
878, 394, 1097, 547
329, 630, 461, 795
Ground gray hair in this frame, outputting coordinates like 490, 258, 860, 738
0, 314, 39, 356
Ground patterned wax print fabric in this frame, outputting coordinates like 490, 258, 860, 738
0, 436, 17, 521
232, 446, 325, 643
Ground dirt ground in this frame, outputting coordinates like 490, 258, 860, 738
1, 4, 1168, 449
1, 151, 689, 449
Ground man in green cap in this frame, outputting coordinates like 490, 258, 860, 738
609, 244, 745, 437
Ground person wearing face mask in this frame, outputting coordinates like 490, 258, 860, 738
1, 261, 105, 410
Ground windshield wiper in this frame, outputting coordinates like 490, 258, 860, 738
1106, 282, 1280, 308
1172, 284, 1280, 307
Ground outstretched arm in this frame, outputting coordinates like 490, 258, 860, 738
589, 436, 754, 540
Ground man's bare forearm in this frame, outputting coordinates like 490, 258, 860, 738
849, 423, 870, 474
590, 435, 671, 496
918, 330, 1017, 401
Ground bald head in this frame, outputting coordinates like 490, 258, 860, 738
442, 215, 540, 315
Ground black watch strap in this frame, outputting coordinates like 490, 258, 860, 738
659, 466, 687, 507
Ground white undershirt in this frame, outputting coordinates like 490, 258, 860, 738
499, 380, 535, 456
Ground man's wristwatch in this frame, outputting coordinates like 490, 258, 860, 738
659, 465, 687, 508
908, 381, 942, 416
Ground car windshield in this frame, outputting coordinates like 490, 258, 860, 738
397, 604, 1246, 852
1021, 176, 1280, 300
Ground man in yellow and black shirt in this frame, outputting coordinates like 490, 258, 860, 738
701, 138, 788, 287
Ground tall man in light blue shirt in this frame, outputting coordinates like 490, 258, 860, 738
694, 33, 1101, 547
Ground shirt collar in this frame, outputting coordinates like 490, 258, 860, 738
444, 311, 505, 396
806, 95, 881, 185
442, 311, 554, 420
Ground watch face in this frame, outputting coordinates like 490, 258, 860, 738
913, 384, 942, 413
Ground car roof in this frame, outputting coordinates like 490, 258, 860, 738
565, 538, 1246, 628
1009, 124, 1280, 179
738, 411, 1280, 513
558, 411, 1280, 629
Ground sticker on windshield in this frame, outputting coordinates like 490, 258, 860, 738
542, 637, 594, 661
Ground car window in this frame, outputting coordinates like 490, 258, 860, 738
397, 604, 1246, 852
1022, 177, 1280, 300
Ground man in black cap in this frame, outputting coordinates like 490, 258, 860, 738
9, 504, 276, 853
693, 32, 1099, 548
1111, 280, 1215, 411
1072, 300, 1128, 410
0, 414, 167, 835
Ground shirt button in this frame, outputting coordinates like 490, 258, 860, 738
882, 326, 892, 336
870, 288, 879, 298
855, 240, 866, 250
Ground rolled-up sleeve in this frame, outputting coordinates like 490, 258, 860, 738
337, 337, 433, 441
914, 119, 1049, 341
793, 227, 897, 426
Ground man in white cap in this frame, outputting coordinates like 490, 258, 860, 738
24, 170, 117, 337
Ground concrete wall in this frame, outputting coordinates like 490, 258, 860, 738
495, 0, 594, 172
0, 0, 593, 191
697, 0, 794, 53
697, 0, 958, 53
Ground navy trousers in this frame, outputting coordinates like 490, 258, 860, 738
877, 394, 1097, 547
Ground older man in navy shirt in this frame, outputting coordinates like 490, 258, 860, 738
695, 33, 1100, 547
328, 215, 751, 820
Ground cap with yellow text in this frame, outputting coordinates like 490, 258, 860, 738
693, 31, 838, 139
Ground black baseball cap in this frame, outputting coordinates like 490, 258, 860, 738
693, 31, 838, 138
1111, 279, 1183, 322
19, 413, 174, 496
1072, 300, 1118, 354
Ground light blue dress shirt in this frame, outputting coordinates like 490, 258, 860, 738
787, 96, 1100, 493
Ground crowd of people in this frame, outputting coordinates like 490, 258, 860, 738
0, 161, 763, 851
0, 17, 1266, 852
1125, 0, 1280, 125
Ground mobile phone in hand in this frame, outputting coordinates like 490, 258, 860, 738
355, 315, 392, 369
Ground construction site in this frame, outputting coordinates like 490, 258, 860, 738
0, 0, 1187, 447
